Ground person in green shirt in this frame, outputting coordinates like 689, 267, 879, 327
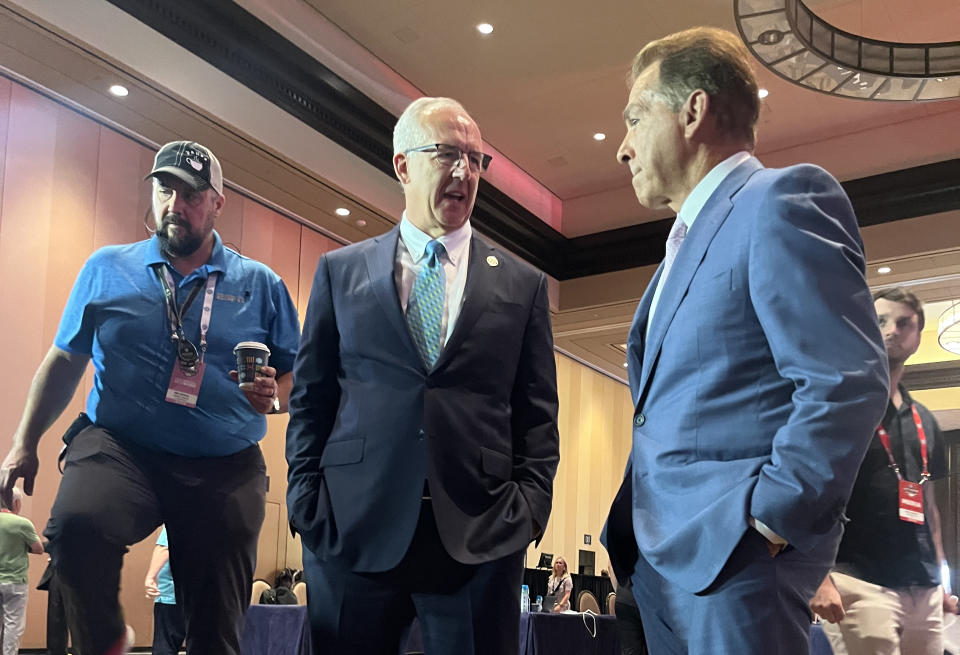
0, 487, 43, 655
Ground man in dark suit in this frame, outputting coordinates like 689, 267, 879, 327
601, 27, 889, 654
286, 96, 560, 655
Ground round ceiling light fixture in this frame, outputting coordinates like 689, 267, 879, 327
734, 0, 960, 101
938, 301, 960, 355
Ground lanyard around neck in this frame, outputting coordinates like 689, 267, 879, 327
876, 405, 929, 484
153, 265, 219, 357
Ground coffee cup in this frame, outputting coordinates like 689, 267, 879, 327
233, 341, 271, 390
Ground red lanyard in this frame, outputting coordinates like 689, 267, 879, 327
876, 405, 929, 484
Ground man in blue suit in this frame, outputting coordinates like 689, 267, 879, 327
601, 27, 889, 654
286, 97, 560, 655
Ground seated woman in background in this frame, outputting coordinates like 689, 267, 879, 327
547, 556, 573, 612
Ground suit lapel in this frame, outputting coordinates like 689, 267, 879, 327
636, 158, 762, 401
432, 235, 495, 370
627, 264, 661, 403
364, 226, 420, 362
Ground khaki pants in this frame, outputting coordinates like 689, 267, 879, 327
822, 572, 942, 655
0, 583, 28, 655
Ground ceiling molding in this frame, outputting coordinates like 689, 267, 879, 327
105, 0, 960, 280
902, 360, 960, 391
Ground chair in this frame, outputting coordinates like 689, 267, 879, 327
293, 580, 307, 605
251, 579, 270, 605
606, 591, 616, 615
577, 590, 600, 614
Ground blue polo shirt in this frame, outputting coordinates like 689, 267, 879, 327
55, 232, 300, 456
155, 526, 176, 605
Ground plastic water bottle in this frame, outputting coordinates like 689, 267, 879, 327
521, 584, 530, 613
534, 594, 543, 613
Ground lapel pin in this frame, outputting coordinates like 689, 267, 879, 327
486, 255, 499, 267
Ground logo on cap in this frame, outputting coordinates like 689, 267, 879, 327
186, 157, 203, 172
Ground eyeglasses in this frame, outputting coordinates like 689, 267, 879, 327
403, 144, 493, 173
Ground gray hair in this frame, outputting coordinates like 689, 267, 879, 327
393, 97, 469, 156
631, 27, 760, 148
3, 487, 22, 512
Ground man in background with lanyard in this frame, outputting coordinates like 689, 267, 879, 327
811, 287, 956, 654
0, 141, 300, 654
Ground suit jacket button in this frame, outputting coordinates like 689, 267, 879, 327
418, 429, 425, 441
634, 413, 645, 427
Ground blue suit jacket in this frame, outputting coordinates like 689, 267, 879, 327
286, 225, 560, 572
603, 158, 888, 593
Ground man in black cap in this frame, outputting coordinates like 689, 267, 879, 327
0, 140, 301, 654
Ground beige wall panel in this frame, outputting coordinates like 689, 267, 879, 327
255, 501, 281, 582
285, 520, 304, 570
528, 354, 632, 578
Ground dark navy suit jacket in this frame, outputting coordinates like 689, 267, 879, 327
286, 225, 560, 572
603, 158, 889, 593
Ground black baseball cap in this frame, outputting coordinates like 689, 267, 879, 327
145, 141, 223, 195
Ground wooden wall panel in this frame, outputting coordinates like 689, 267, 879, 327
218, 188, 245, 253
255, 502, 282, 582
92, 127, 153, 249
297, 227, 339, 324
526, 354, 633, 577
0, 77, 10, 241
238, 197, 299, 299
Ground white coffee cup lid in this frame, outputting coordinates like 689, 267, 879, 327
234, 341, 270, 354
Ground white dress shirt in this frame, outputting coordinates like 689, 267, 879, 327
646, 151, 752, 337
395, 212, 472, 347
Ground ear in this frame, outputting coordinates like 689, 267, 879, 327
212, 191, 226, 217
394, 152, 411, 185
680, 89, 710, 140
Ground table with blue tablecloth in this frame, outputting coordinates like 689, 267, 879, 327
241, 604, 313, 655
520, 612, 620, 655
404, 611, 619, 655
404, 612, 833, 655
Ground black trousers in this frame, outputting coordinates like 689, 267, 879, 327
44, 426, 266, 655
39, 562, 70, 655
614, 596, 649, 655
153, 602, 186, 655
303, 500, 524, 655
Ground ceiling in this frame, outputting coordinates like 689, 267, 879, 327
305, 0, 960, 236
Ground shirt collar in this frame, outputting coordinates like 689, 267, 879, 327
677, 151, 753, 230
399, 212, 472, 266
143, 230, 227, 277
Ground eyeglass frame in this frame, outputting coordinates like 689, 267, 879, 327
402, 143, 493, 173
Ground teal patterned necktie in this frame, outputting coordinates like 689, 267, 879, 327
406, 239, 446, 366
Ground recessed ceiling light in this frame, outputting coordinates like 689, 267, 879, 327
622, 362, 629, 368
355, 218, 367, 227
758, 88, 769, 99
476, 23, 493, 35
593, 133, 606, 141
335, 207, 350, 217
109, 84, 129, 97
877, 266, 892, 274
